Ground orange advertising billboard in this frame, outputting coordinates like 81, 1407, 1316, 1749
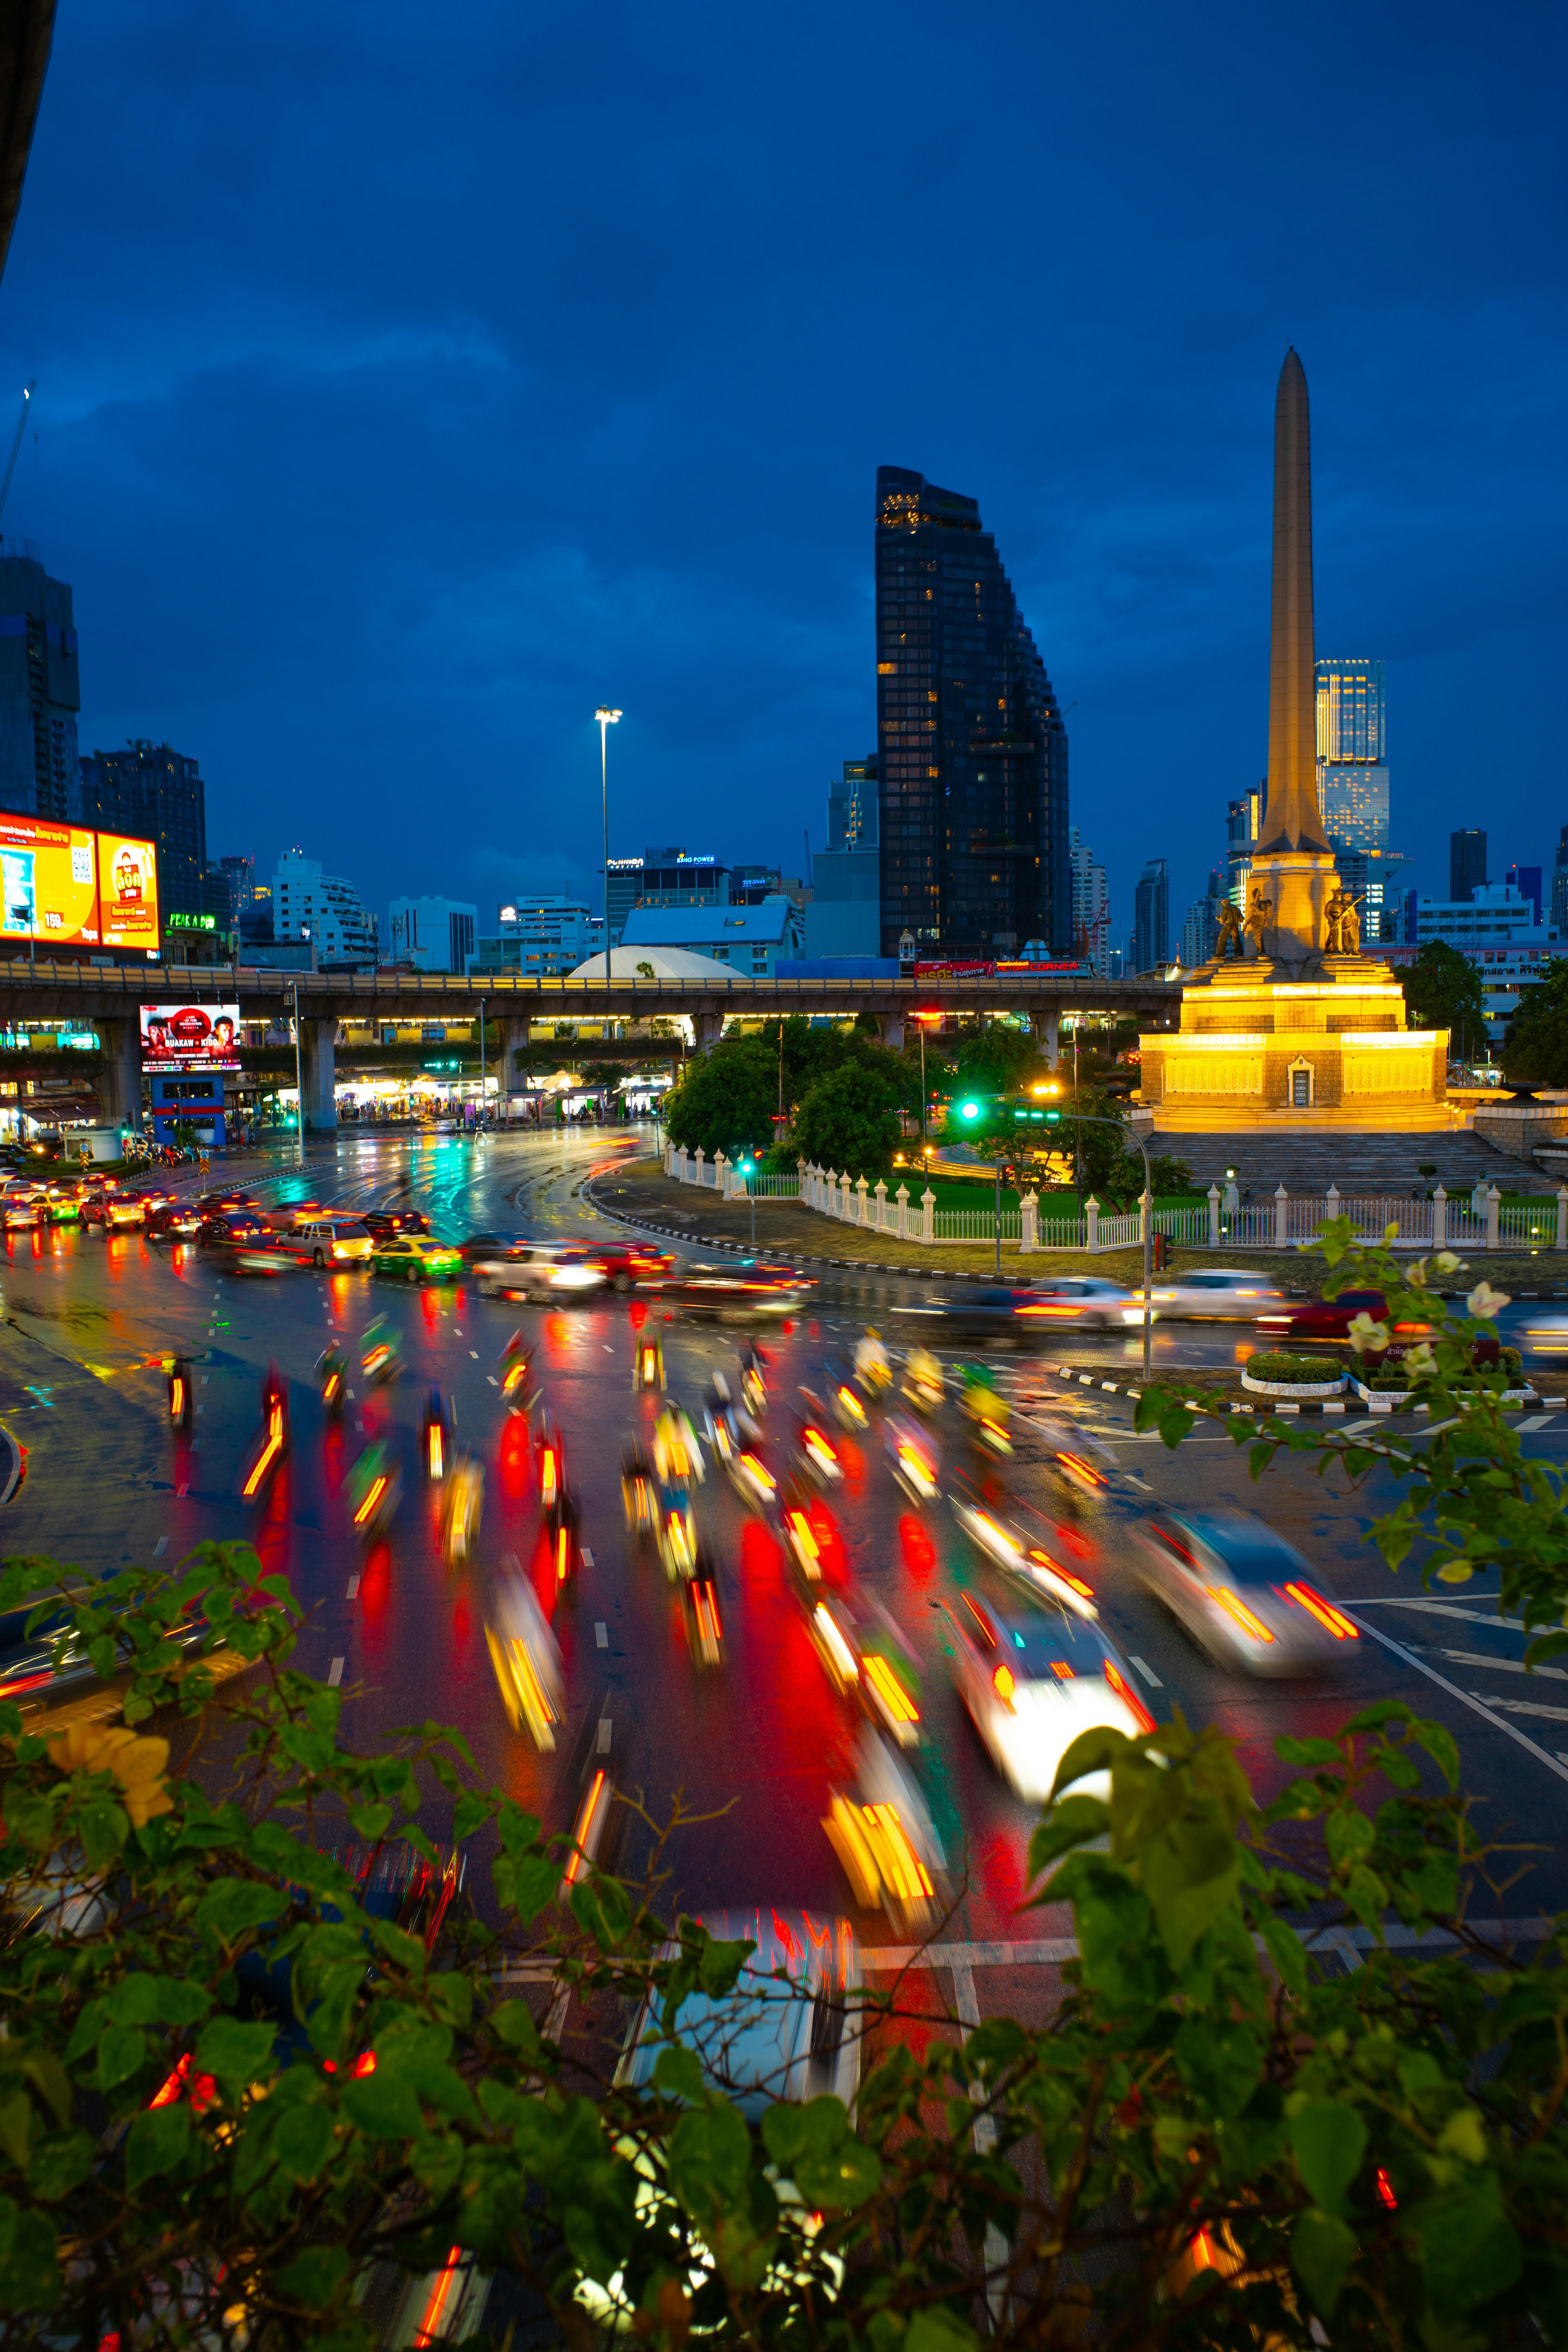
0, 815, 158, 953
98, 832, 160, 950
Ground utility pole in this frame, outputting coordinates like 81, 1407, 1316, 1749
291, 979, 305, 1169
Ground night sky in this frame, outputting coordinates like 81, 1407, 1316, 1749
1, 2, 1562, 944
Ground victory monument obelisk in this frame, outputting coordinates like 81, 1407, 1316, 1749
1137, 351, 1448, 1129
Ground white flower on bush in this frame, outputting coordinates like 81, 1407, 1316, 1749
1401, 1341, 1437, 1380
1466, 1281, 1510, 1321
1346, 1312, 1390, 1354
1434, 1252, 1463, 1274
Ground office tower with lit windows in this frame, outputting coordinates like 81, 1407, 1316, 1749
874, 467, 1070, 956
1225, 786, 1263, 907
1552, 826, 1568, 935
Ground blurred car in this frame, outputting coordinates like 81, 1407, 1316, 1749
1131, 1509, 1361, 1676
894, 1285, 1119, 1346
1520, 1312, 1568, 1358
368, 1234, 463, 1284
1142, 1268, 1284, 1319
0, 1185, 45, 1229
197, 1211, 267, 1249
1016, 1276, 1151, 1328
228, 1242, 296, 1278
195, 1189, 257, 1214
360, 1209, 431, 1241
1254, 1287, 1412, 1343
458, 1230, 528, 1263
470, 1242, 607, 1301
82, 1192, 149, 1233
40, 1185, 80, 1224
949, 1490, 1102, 1616
145, 1203, 203, 1241
653, 1268, 807, 1321
278, 1216, 374, 1267
564, 1237, 676, 1292
945, 1584, 1156, 1803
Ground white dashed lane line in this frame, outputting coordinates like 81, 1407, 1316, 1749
1340, 1608, 1568, 1787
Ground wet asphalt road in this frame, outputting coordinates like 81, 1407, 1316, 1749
2, 1126, 1564, 1998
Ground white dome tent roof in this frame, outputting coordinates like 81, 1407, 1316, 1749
566, 946, 736, 982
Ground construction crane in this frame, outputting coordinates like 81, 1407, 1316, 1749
0, 381, 35, 531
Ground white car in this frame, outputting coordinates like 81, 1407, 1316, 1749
470, 1243, 606, 1301
945, 1586, 1154, 1803
1131, 1509, 1361, 1676
1017, 1276, 1150, 1329
1139, 1268, 1284, 1320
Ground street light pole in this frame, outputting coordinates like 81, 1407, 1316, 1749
1065, 1111, 1155, 1381
290, 978, 305, 1169
595, 707, 622, 1000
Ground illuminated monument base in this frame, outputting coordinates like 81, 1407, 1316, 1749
1137, 951, 1448, 1131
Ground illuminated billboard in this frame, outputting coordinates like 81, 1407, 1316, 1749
0, 814, 159, 953
138, 1002, 241, 1072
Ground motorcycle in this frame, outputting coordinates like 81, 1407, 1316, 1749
633, 1333, 665, 1394
900, 1347, 944, 1416
441, 1454, 484, 1563
961, 1375, 1013, 1459
316, 1344, 347, 1418
546, 1488, 582, 1586
347, 1440, 402, 1545
500, 1336, 536, 1414
165, 1353, 194, 1433
682, 1553, 726, 1670
621, 1441, 658, 1543
484, 1562, 565, 1751
239, 1369, 290, 1503
360, 1319, 401, 1388
535, 1417, 566, 1513
727, 1445, 777, 1514
822, 1728, 946, 1936
884, 1412, 940, 1508
421, 1388, 453, 1480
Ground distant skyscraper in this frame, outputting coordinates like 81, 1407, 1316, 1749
1552, 826, 1568, 935
1450, 829, 1486, 903
875, 466, 1070, 957
1225, 786, 1263, 908
1067, 826, 1109, 975
272, 847, 377, 965
806, 757, 880, 959
1316, 658, 1385, 764
1132, 858, 1169, 972
0, 543, 80, 821
78, 739, 225, 921
1506, 863, 1543, 925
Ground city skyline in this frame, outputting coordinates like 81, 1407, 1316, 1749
0, 4, 1559, 939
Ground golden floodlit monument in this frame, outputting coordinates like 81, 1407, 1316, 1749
1137, 351, 1448, 1130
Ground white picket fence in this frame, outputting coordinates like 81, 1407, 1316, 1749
659, 1144, 1568, 1256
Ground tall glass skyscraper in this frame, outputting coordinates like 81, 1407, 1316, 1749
875, 468, 1070, 956
1316, 657, 1385, 764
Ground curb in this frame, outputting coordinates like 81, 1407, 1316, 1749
1042, 1364, 1567, 1421
581, 1178, 1001, 1281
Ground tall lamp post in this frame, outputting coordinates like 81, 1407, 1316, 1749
595, 707, 622, 1002
290, 978, 305, 1169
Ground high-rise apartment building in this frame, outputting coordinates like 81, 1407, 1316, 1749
806, 757, 880, 959
0, 544, 79, 820
1067, 826, 1110, 975
1132, 858, 1169, 973
471, 898, 598, 977
874, 467, 1070, 957
1506, 864, 1543, 925
1450, 829, 1486, 904
272, 848, 376, 966
78, 739, 226, 922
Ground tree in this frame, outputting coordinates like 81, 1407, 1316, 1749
789, 1061, 900, 1179
1401, 941, 1487, 1062
4, 1516, 1568, 2348
1503, 956, 1568, 1087
662, 1038, 780, 1159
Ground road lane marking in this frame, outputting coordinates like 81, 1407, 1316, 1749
595, 1621, 608, 1648
347, 1575, 360, 1599
1439, 1650, 1568, 1682
487, 1374, 498, 1386
327, 1658, 344, 1686
596, 1718, 612, 1753
1348, 1598, 1534, 1634
153, 1537, 167, 1557
1341, 1610, 1568, 1786
469, 1350, 479, 1358
1129, 1656, 1163, 1687
581, 1546, 595, 1568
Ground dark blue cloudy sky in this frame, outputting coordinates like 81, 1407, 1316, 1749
1, 0, 1563, 944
